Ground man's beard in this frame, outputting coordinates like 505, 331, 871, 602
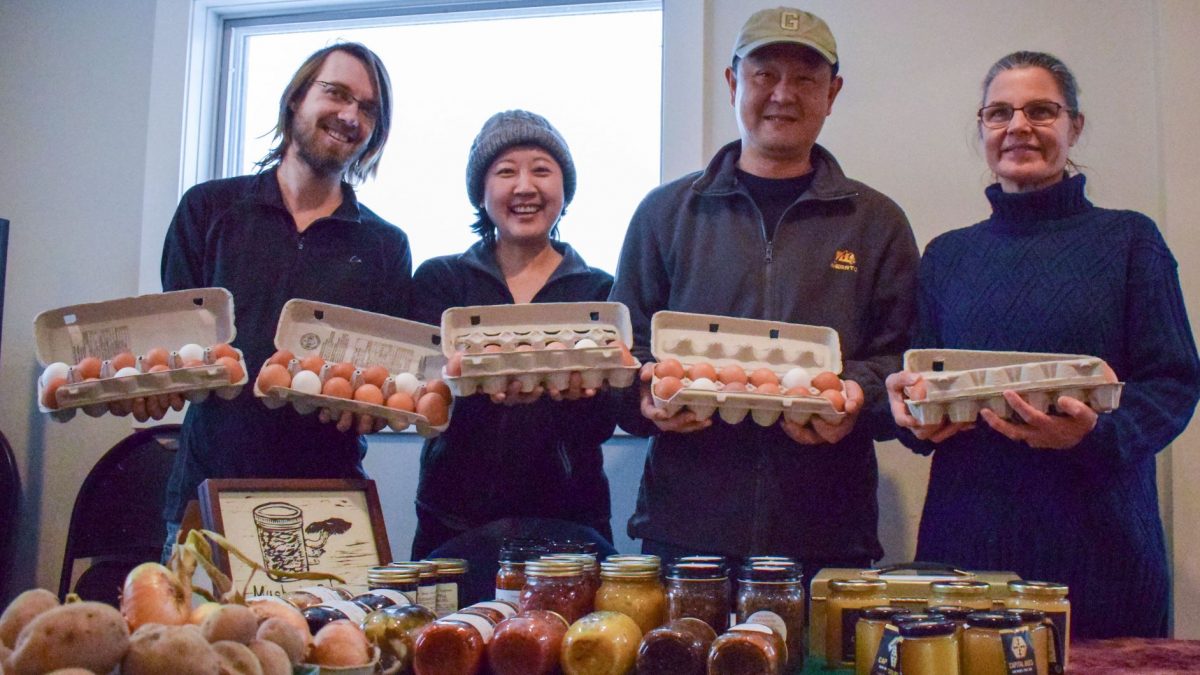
292, 117, 366, 178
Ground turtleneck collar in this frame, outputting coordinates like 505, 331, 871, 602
985, 173, 1093, 227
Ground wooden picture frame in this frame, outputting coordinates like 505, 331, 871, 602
199, 478, 392, 597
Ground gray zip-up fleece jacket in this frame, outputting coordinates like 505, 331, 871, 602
610, 140, 919, 562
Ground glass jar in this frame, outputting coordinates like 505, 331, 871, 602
560, 610, 643, 675
927, 605, 974, 640
411, 610, 497, 675
595, 558, 666, 634
496, 540, 543, 605
930, 580, 993, 611
282, 585, 353, 610
1007, 580, 1070, 666
301, 599, 368, 635
962, 611, 1034, 675
897, 619, 960, 675
707, 611, 788, 675
666, 562, 730, 633
825, 578, 887, 669
519, 558, 591, 624
357, 565, 419, 611
487, 609, 570, 675
362, 603, 437, 675
424, 558, 469, 617
1007, 608, 1052, 675
636, 617, 717, 675
737, 563, 805, 672
544, 553, 600, 604
854, 606, 911, 675
460, 600, 517, 624
391, 561, 440, 611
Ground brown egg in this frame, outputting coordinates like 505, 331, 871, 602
722, 381, 748, 393
515, 343, 536, 352
416, 392, 450, 426
755, 382, 782, 395
905, 379, 928, 401
210, 343, 239, 362
688, 362, 718, 381
322, 377, 353, 399
385, 391, 416, 413
110, 351, 136, 372
425, 379, 453, 405
256, 364, 292, 393
820, 389, 846, 412
653, 376, 684, 400
76, 356, 102, 380
328, 362, 355, 381
182, 359, 205, 368
42, 377, 68, 409
717, 364, 748, 385
266, 350, 295, 368
544, 341, 568, 350
299, 355, 325, 374
216, 356, 245, 384
483, 343, 504, 353
784, 386, 811, 397
811, 371, 842, 392
148, 364, 171, 374
354, 384, 384, 405
614, 340, 637, 366
654, 358, 685, 379
749, 368, 780, 387
361, 365, 389, 388
446, 352, 464, 377
143, 347, 170, 370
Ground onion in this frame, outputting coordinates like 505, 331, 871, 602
120, 562, 191, 630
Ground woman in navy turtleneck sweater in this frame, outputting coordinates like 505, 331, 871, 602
887, 51, 1200, 638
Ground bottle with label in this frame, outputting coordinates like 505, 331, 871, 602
282, 585, 353, 610
301, 599, 369, 635
411, 607, 498, 675
362, 603, 438, 675
666, 561, 730, 633
636, 617, 717, 675
495, 539, 544, 605
737, 562, 805, 671
707, 610, 788, 675
962, 611, 1038, 675
424, 557, 469, 617
898, 619, 961, 675
825, 578, 888, 669
560, 610, 644, 675
1006, 580, 1069, 666
594, 556, 666, 634
389, 561, 440, 611
459, 600, 517, 624
929, 580, 993, 611
487, 609, 570, 675
520, 558, 592, 624
855, 605, 911, 675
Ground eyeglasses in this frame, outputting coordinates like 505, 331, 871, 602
312, 80, 381, 121
977, 101, 1069, 129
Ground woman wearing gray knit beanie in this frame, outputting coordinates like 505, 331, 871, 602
407, 110, 617, 565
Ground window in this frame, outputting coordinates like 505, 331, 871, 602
220, 1, 662, 273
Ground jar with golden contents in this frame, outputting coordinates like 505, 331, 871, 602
1007, 608, 1054, 675
1007, 580, 1070, 666
707, 610, 788, 675
666, 561, 730, 633
424, 557, 469, 617
825, 578, 887, 669
854, 606, 911, 675
519, 558, 591, 624
897, 619, 961, 675
737, 563, 805, 672
594, 557, 666, 634
962, 611, 1037, 675
930, 580, 993, 611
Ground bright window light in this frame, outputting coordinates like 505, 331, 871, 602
229, 6, 663, 274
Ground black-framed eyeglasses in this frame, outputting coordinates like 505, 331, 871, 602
977, 100, 1069, 129
312, 80, 381, 121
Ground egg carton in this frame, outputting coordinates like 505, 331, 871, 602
650, 311, 845, 426
903, 349, 1124, 425
253, 299, 450, 436
33, 288, 248, 421
440, 302, 640, 396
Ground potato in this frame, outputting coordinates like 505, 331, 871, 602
255, 618, 305, 665
248, 639, 291, 675
212, 640, 263, 675
201, 604, 258, 645
9, 601, 128, 675
0, 589, 59, 648
122, 623, 219, 675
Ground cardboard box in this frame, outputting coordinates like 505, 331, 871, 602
34, 288, 247, 421
903, 349, 1123, 425
254, 299, 448, 436
440, 301, 639, 396
649, 310, 844, 426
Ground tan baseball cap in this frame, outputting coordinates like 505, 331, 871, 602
732, 7, 838, 65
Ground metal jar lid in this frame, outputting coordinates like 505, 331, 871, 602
424, 558, 469, 575
1008, 580, 1069, 597
367, 565, 419, 586
829, 578, 887, 594
526, 558, 585, 578
931, 580, 990, 597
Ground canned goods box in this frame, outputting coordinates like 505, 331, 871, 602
34, 288, 248, 421
902, 349, 1123, 425
253, 299, 449, 437
440, 301, 640, 396
649, 311, 846, 427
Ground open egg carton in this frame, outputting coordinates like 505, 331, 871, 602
254, 299, 450, 436
33, 288, 248, 421
441, 301, 640, 396
903, 349, 1123, 425
650, 311, 846, 426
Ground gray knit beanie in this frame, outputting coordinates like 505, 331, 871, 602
466, 110, 577, 209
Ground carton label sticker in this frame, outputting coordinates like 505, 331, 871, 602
72, 325, 133, 362
1001, 627, 1038, 675
313, 331, 422, 372
870, 624, 902, 675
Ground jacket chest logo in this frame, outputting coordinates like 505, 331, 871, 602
831, 249, 858, 272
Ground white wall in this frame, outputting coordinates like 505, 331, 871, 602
1, 0, 1198, 637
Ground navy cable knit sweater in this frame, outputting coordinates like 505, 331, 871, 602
902, 173, 1200, 638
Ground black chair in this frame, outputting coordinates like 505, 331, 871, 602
58, 425, 181, 605
0, 429, 19, 597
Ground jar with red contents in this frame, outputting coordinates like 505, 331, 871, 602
666, 561, 731, 634
707, 610, 788, 675
495, 539, 545, 605
543, 553, 600, 603
519, 558, 592, 624
637, 617, 717, 675
411, 605, 499, 675
487, 609, 570, 675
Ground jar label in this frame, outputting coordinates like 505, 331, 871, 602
301, 586, 343, 604
371, 589, 413, 607
474, 601, 518, 619
444, 612, 495, 643
869, 624, 902, 675
1000, 627, 1038, 675
437, 582, 460, 617
743, 610, 787, 641
324, 600, 368, 624
841, 608, 867, 662
729, 622, 774, 636
418, 586, 437, 612
495, 588, 521, 605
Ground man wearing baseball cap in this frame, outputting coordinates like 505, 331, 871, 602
611, 7, 919, 579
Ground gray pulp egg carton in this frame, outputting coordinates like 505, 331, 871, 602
903, 349, 1123, 425
440, 302, 640, 396
254, 299, 450, 436
34, 288, 249, 421
650, 311, 845, 426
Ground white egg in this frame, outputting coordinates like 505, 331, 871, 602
178, 343, 205, 363
574, 338, 599, 349
41, 362, 70, 386
393, 372, 421, 394
781, 367, 812, 390
115, 366, 142, 378
688, 377, 719, 391
290, 369, 322, 395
